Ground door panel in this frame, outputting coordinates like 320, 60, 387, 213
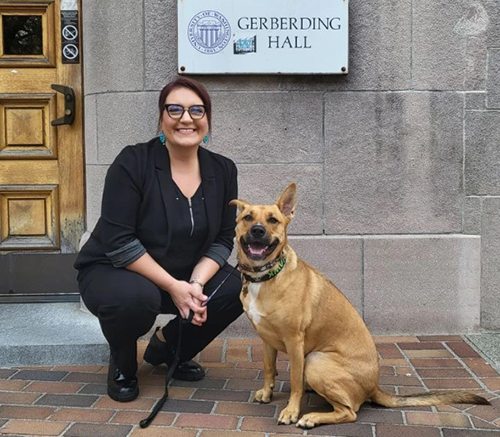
0, 185, 59, 249
0, 94, 58, 157
0, 0, 84, 276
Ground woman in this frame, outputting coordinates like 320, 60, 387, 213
75, 76, 243, 402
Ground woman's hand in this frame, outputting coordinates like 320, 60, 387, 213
168, 280, 207, 326
190, 283, 208, 325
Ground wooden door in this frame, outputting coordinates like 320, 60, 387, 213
0, 0, 84, 254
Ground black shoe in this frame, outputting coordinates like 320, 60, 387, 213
144, 327, 206, 381
107, 355, 139, 402
173, 360, 205, 381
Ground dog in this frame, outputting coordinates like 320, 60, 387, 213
230, 183, 490, 429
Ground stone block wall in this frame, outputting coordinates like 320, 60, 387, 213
82, 0, 500, 333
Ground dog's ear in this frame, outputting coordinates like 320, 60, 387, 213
276, 183, 297, 219
229, 199, 250, 213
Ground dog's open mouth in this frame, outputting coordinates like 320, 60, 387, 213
241, 238, 279, 261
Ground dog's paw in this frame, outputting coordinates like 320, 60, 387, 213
297, 413, 320, 428
254, 388, 273, 404
278, 406, 300, 425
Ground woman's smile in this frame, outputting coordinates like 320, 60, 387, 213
161, 87, 208, 149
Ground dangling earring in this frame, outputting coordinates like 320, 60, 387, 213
203, 135, 209, 145
159, 131, 166, 145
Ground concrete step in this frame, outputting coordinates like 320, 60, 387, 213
2, 303, 499, 372
0, 302, 256, 367
466, 333, 500, 373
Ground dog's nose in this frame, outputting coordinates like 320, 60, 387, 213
250, 225, 266, 238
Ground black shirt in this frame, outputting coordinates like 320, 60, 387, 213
165, 183, 209, 279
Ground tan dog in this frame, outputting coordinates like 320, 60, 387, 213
230, 183, 490, 429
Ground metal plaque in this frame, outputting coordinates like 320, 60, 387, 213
178, 0, 349, 75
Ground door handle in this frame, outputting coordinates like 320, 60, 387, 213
51, 84, 75, 126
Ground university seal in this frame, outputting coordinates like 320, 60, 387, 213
188, 10, 231, 54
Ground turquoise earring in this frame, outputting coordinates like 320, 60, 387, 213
159, 131, 166, 145
203, 135, 209, 145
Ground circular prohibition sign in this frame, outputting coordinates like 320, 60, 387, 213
62, 24, 78, 40
63, 44, 79, 60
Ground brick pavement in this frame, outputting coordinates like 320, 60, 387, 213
0, 335, 499, 436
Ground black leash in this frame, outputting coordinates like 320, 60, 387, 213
139, 268, 234, 428
139, 312, 191, 428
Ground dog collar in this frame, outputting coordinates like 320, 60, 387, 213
238, 252, 284, 273
241, 257, 287, 283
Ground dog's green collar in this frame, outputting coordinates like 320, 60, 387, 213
241, 257, 287, 283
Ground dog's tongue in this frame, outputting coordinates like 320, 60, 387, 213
249, 243, 267, 256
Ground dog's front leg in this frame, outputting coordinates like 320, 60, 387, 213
278, 338, 304, 425
254, 342, 277, 403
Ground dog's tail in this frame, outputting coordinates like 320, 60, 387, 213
371, 387, 490, 408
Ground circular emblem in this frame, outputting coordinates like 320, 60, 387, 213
188, 10, 231, 54
63, 44, 79, 60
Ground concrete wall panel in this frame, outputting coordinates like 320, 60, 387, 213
463, 197, 482, 235
484, 0, 500, 46
237, 165, 323, 235
82, 0, 144, 94
84, 95, 97, 165
211, 92, 323, 164
96, 92, 158, 165
465, 111, 500, 195
290, 237, 363, 313
486, 48, 500, 109
364, 236, 481, 334
85, 165, 107, 232
324, 92, 463, 234
144, 0, 178, 90
465, 92, 486, 110
481, 198, 500, 330
413, 1, 488, 90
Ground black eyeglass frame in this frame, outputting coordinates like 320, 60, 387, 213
164, 104, 206, 120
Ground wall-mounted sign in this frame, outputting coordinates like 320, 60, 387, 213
178, 0, 349, 74
61, 0, 80, 64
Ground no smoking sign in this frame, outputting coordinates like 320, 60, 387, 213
62, 25, 78, 41
61, 10, 80, 63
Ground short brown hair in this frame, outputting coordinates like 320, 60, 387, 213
158, 76, 212, 131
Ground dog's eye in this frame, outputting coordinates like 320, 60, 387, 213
243, 214, 253, 221
268, 217, 278, 224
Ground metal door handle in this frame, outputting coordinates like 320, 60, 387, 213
51, 84, 75, 126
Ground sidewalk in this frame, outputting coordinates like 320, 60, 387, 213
0, 336, 499, 437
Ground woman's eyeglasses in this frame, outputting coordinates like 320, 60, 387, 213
164, 104, 206, 120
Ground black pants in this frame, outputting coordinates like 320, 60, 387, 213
77, 262, 243, 379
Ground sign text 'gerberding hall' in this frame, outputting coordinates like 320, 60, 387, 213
237, 16, 341, 49
178, 0, 349, 74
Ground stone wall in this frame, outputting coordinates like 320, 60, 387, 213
82, 0, 500, 333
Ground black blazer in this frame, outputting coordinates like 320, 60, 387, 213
75, 137, 238, 272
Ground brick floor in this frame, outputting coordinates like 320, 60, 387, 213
0, 336, 499, 436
